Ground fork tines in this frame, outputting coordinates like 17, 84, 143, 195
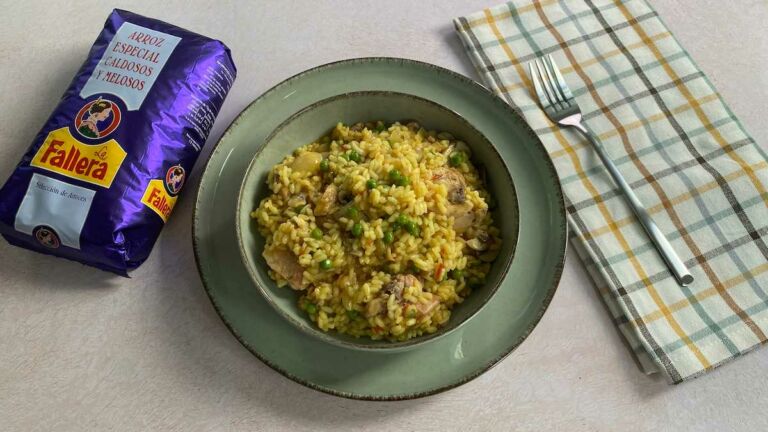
529, 54, 574, 113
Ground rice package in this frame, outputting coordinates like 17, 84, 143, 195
0, 9, 236, 275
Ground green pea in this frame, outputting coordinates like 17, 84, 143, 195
305, 303, 317, 315
366, 178, 378, 190
345, 205, 360, 220
346, 309, 359, 320
391, 222, 401, 231
395, 176, 410, 187
319, 259, 333, 270
404, 221, 420, 236
310, 228, 323, 240
388, 169, 402, 182
319, 159, 330, 172
348, 150, 362, 163
448, 151, 465, 167
351, 222, 363, 237
383, 231, 394, 244
375, 123, 386, 133
396, 214, 409, 226
450, 269, 464, 279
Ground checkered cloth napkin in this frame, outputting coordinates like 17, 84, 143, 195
454, 0, 768, 382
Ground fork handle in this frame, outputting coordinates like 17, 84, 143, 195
569, 123, 694, 286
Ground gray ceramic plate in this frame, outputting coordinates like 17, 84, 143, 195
193, 58, 566, 400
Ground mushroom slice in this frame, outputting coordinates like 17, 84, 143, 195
314, 184, 338, 216
286, 193, 306, 209
466, 231, 491, 252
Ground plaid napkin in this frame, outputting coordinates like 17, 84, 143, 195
454, 0, 768, 383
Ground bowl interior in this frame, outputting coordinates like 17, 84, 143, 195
237, 91, 518, 351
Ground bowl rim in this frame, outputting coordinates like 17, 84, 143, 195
235, 90, 519, 351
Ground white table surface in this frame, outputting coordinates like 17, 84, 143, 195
1, 1, 767, 430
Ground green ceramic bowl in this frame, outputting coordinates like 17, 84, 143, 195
236, 91, 519, 352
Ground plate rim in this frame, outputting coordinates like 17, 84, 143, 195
191, 56, 568, 401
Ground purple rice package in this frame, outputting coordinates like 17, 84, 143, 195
0, 9, 236, 275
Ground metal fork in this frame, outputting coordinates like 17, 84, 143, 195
529, 54, 693, 286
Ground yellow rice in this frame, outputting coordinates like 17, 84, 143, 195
252, 121, 501, 341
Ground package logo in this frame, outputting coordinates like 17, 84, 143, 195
33, 225, 61, 249
141, 179, 177, 222
74, 97, 122, 139
30, 127, 127, 188
164, 165, 185, 196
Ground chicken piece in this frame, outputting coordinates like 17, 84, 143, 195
447, 200, 489, 234
290, 151, 322, 173
382, 274, 422, 301
432, 167, 467, 204
366, 298, 385, 317
449, 201, 476, 233
412, 298, 440, 316
433, 168, 490, 234
314, 184, 338, 216
433, 168, 470, 232
263, 248, 305, 290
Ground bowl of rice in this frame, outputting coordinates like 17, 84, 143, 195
236, 91, 518, 351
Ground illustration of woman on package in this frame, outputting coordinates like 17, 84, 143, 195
77, 99, 113, 139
